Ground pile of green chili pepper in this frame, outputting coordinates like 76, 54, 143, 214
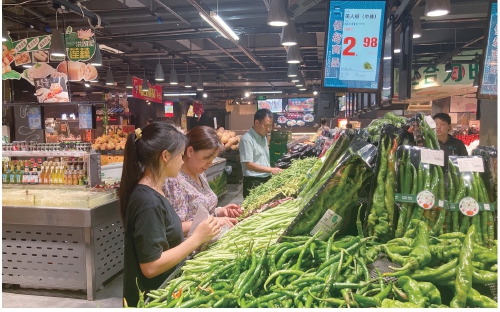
366, 134, 399, 242
240, 157, 317, 216
447, 158, 495, 248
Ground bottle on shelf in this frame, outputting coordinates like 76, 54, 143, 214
22, 164, 30, 185
15, 164, 22, 184
73, 169, 79, 185
63, 169, 69, 185
39, 166, 45, 184
43, 166, 49, 184
30, 165, 39, 185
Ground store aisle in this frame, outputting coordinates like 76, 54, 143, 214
1, 183, 243, 308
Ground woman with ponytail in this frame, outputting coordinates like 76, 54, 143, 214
119, 122, 221, 307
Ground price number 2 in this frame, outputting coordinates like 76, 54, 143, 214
342, 37, 378, 56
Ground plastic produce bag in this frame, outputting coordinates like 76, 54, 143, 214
187, 206, 230, 252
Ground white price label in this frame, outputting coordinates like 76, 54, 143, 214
425, 115, 436, 129
457, 157, 484, 173
420, 148, 444, 166
484, 203, 490, 211
310, 209, 342, 240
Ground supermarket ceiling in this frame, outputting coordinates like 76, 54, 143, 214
2, 0, 491, 102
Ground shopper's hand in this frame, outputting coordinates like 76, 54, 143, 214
216, 217, 238, 228
217, 204, 243, 218
270, 167, 283, 175
192, 216, 221, 244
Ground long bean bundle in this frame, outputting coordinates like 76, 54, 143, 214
240, 157, 317, 215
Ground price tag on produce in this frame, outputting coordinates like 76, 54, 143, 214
424, 115, 436, 129
420, 148, 444, 166
457, 157, 484, 173
323, 0, 386, 90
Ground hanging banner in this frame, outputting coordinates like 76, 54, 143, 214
131, 77, 163, 103
323, 0, 387, 91
11, 26, 96, 62
478, 1, 498, 99
34, 76, 69, 103
164, 101, 174, 117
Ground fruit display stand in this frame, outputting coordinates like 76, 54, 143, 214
2, 184, 122, 301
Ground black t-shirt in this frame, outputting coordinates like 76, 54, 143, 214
439, 134, 469, 160
123, 184, 183, 307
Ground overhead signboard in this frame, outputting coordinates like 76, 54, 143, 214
478, 0, 497, 100
131, 77, 163, 103
323, 0, 387, 92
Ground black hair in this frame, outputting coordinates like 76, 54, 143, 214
254, 108, 273, 123
119, 122, 188, 222
346, 123, 353, 129
321, 118, 327, 125
432, 113, 451, 125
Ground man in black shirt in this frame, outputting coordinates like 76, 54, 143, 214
433, 113, 468, 159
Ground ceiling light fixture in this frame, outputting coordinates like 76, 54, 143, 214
281, 19, 297, 46
83, 79, 90, 88
244, 92, 250, 97
295, 80, 304, 87
170, 56, 178, 85
155, 53, 165, 82
89, 43, 103, 66
199, 12, 229, 40
185, 63, 192, 88
267, 0, 288, 27
125, 66, 133, 89
210, 12, 239, 40
196, 68, 203, 91
251, 90, 283, 94
287, 64, 298, 77
164, 93, 197, 96
425, 0, 450, 17
49, 11, 66, 57
291, 72, 301, 82
313, 90, 318, 95
412, 7, 422, 38
299, 86, 307, 91
286, 45, 301, 63
105, 62, 114, 85
2, 17, 9, 41
445, 63, 452, 72
142, 71, 149, 92
203, 93, 208, 98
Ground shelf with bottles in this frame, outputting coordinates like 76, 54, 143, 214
2, 158, 89, 187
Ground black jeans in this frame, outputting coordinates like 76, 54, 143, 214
243, 176, 271, 198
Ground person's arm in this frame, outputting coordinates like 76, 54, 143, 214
457, 140, 469, 156
141, 219, 220, 278
244, 161, 282, 174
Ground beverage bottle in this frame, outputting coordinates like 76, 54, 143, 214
63, 169, 68, 185
2, 162, 7, 184
15, 165, 22, 184
39, 166, 45, 184
9, 163, 17, 184
37, 158, 43, 170
43, 166, 49, 184
50, 166, 56, 184
22, 165, 30, 185
73, 169, 80, 185
30, 165, 39, 184
6, 163, 12, 184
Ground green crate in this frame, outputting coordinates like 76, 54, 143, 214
270, 130, 292, 142
270, 149, 286, 166
270, 141, 289, 153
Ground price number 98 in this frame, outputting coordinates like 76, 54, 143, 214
342, 36, 378, 56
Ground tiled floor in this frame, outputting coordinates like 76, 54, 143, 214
2, 183, 244, 308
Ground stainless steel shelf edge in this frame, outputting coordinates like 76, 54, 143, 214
2, 199, 119, 227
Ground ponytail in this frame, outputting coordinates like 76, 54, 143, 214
119, 131, 141, 223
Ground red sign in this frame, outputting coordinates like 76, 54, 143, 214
164, 101, 174, 117
131, 76, 162, 103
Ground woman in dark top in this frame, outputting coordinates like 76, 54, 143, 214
119, 122, 221, 307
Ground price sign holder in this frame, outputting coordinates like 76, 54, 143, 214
322, 0, 388, 92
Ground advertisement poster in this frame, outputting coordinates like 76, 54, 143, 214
34, 76, 69, 103
274, 112, 316, 128
450, 94, 477, 113
27, 106, 42, 130
131, 77, 163, 103
286, 98, 315, 113
78, 105, 93, 129
2, 26, 96, 81
258, 99, 283, 113
479, 2, 497, 98
164, 101, 174, 117
323, 0, 386, 90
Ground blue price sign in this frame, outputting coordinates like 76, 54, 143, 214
478, 1, 497, 99
323, 0, 386, 91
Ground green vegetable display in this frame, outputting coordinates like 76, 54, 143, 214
240, 157, 316, 216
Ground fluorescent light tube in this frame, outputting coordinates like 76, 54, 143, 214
211, 12, 239, 40
199, 12, 228, 39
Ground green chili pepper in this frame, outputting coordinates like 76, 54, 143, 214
449, 224, 475, 308
397, 276, 426, 308
467, 288, 498, 308
417, 281, 442, 305
472, 268, 498, 284
385, 137, 398, 231
381, 299, 420, 308
391, 219, 431, 272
